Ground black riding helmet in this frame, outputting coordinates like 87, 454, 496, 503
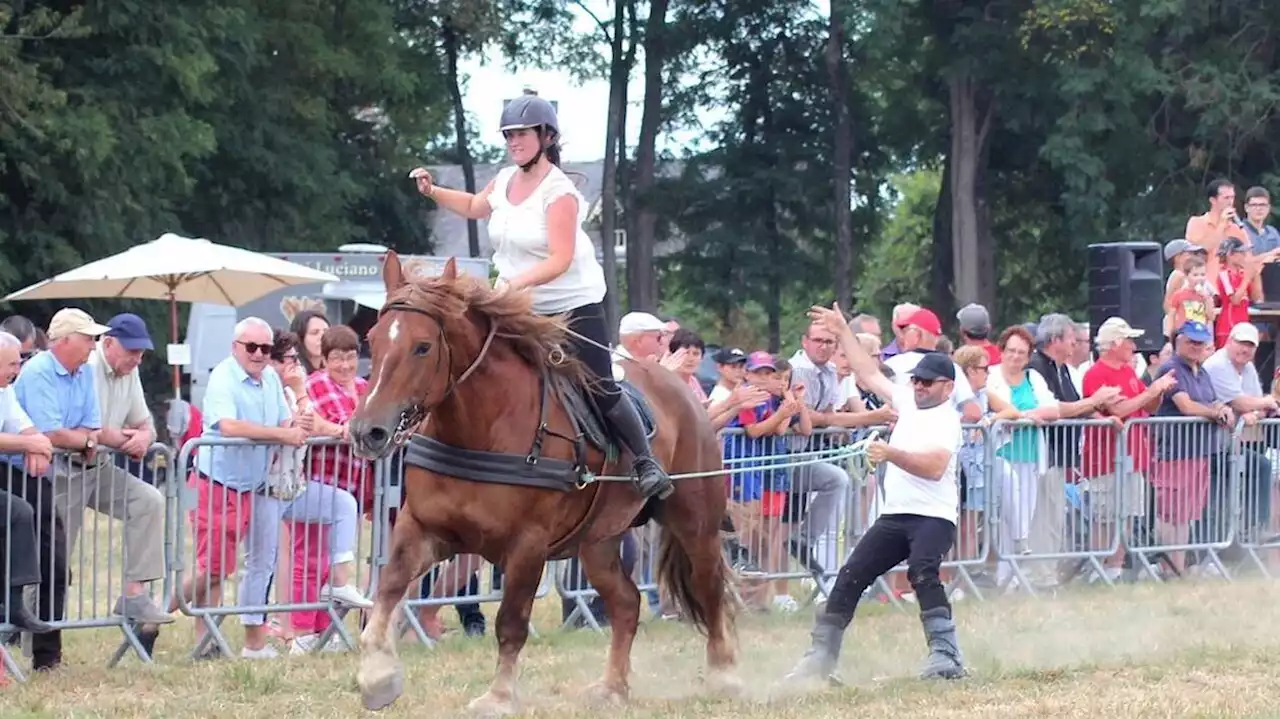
500, 93, 560, 172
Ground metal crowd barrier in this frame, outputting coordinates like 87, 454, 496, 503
170, 436, 382, 661
0, 444, 173, 682
7, 414, 1280, 679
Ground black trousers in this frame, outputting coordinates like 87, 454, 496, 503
0, 472, 67, 664
823, 514, 954, 627
564, 302, 624, 413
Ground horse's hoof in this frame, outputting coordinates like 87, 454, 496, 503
586, 680, 629, 706
706, 668, 745, 697
467, 691, 518, 718
358, 661, 405, 711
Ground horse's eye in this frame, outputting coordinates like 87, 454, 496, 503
413, 342, 431, 357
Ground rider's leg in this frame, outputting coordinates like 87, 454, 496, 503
565, 302, 674, 500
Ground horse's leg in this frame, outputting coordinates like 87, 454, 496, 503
466, 548, 546, 717
579, 535, 639, 705
358, 511, 441, 711
691, 525, 742, 695
662, 498, 742, 696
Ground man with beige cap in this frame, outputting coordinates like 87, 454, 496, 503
11, 309, 171, 661
1079, 317, 1177, 580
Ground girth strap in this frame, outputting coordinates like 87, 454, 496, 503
404, 434, 581, 493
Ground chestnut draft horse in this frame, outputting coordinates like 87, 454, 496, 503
348, 252, 739, 715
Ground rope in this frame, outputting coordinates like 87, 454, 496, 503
554, 324, 890, 485
582, 429, 884, 485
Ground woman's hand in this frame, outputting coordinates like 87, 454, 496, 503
409, 167, 435, 198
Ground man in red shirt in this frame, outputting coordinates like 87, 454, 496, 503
1081, 318, 1177, 577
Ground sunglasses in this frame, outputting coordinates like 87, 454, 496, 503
237, 341, 272, 356
910, 376, 938, 388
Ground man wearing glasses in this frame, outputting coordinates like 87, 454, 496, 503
787, 304, 967, 685
1242, 188, 1280, 290
175, 317, 308, 659
1, 316, 38, 364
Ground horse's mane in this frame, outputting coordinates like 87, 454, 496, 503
391, 266, 591, 385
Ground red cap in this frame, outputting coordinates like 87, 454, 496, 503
904, 308, 942, 336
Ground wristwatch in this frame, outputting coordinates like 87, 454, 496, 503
84, 435, 96, 451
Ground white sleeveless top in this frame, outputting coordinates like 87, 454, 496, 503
487, 165, 607, 315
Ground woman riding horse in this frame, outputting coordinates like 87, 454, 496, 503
409, 93, 673, 502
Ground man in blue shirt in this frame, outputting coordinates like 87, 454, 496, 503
1243, 186, 1280, 259
10, 308, 163, 669
1151, 321, 1234, 577
18, 310, 174, 637
176, 317, 310, 660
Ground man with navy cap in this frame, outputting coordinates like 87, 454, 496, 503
80, 312, 172, 626
787, 303, 967, 685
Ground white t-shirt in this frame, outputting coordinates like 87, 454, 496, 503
488, 165, 608, 315
836, 375, 861, 409
884, 350, 976, 412
708, 384, 733, 403
879, 386, 962, 524
0, 385, 33, 434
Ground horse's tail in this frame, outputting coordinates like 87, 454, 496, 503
656, 525, 737, 637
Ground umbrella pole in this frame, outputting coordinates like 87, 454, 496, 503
169, 294, 181, 399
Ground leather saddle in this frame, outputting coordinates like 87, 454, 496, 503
548, 372, 657, 459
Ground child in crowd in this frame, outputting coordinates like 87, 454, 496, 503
722, 352, 811, 612
1163, 238, 1207, 300
1214, 237, 1262, 348
1163, 253, 1215, 341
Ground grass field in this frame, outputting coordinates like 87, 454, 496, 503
3, 577, 1280, 718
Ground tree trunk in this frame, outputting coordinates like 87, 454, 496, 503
825, 0, 855, 309
932, 151, 954, 320
947, 71, 995, 312
443, 20, 480, 258
600, 0, 629, 342
628, 0, 669, 312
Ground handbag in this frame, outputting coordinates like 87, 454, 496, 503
265, 443, 309, 501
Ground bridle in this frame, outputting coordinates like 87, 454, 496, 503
376, 300, 498, 446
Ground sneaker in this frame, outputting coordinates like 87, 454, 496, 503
290, 633, 346, 655
320, 583, 373, 609
113, 594, 176, 625
772, 595, 800, 613
241, 645, 279, 660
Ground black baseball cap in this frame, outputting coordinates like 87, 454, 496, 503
910, 352, 955, 382
714, 347, 747, 365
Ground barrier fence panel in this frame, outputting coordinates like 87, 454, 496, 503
556, 521, 660, 631
0, 445, 174, 682
982, 418, 1123, 597
1238, 418, 1280, 577
170, 436, 381, 660
1123, 416, 1240, 583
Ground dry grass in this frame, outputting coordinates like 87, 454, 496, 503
3, 578, 1280, 718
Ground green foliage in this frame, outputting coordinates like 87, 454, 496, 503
853, 168, 938, 323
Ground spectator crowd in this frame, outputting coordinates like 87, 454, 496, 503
3, 178, 1280, 670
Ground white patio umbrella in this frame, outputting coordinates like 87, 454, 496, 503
4, 232, 340, 395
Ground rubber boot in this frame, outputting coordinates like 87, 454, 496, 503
919, 606, 966, 679
605, 400, 674, 500
784, 615, 845, 685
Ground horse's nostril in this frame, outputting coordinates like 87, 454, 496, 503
367, 425, 390, 445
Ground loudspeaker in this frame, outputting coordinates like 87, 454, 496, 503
1259, 263, 1280, 308
1088, 241, 1164, 354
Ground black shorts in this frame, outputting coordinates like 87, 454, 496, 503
782, 490, 810, 524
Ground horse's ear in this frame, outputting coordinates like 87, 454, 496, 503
442, 257, 458, 280
383, 250, 405, 292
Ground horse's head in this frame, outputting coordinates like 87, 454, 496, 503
350, 251, 473, 459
